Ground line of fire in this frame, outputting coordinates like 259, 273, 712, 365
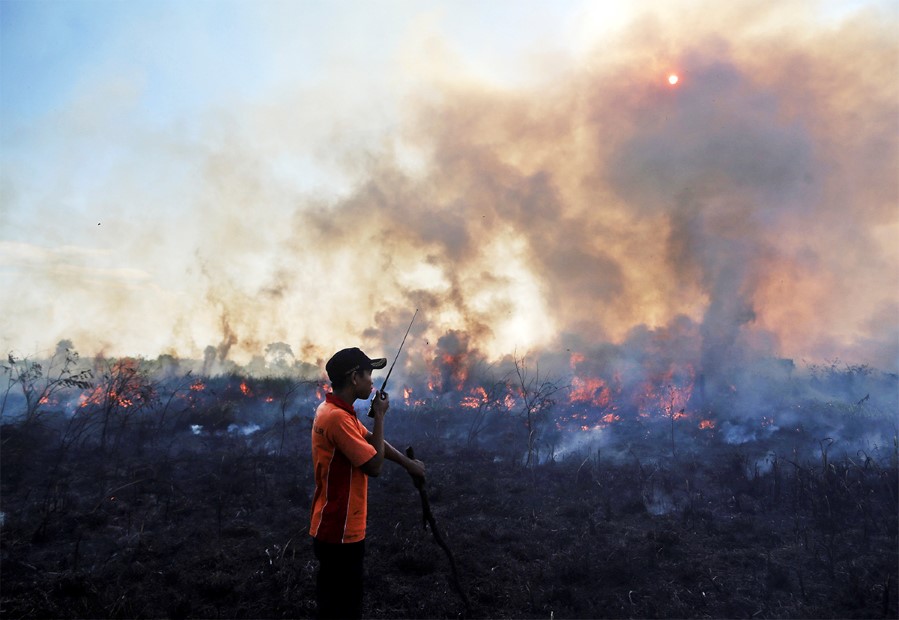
4, 336, 894, 455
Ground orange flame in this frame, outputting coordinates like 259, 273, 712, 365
314, 384, 332, 401
460, 386, 489, 409
502, 393, 516, 410
569, 376, 612, 408
80, 386, 133, 409
79, 358, 145, 409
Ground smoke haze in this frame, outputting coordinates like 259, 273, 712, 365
1, 1, 897, 375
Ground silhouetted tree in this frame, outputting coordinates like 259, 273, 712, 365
513, 354, 564, 466
1, 343, 92, 424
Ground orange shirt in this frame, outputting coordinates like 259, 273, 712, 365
309, 394, 377, 543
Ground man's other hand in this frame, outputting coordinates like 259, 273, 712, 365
406, 458, 425, 484
370, 390, 389, 419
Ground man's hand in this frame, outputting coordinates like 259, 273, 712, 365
361, 392, 388, 478
406, 458, 425, 483
370, 390, 389, 420
403, 448, 425, 489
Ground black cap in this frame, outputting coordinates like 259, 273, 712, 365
325, 347, 387, 382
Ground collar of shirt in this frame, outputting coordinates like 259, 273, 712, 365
325, 392, 357, 416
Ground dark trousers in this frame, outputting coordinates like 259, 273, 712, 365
313, 538, 365, 619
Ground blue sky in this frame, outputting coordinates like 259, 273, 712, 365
0, 1, 582, 233
1, 1, 575, 132
0, 0, 896, 369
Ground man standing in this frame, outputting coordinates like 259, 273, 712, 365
309, 347, 425, 619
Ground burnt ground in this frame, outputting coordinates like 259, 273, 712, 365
1, 407, 897, 619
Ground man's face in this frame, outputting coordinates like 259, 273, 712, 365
352, 368, 374, 400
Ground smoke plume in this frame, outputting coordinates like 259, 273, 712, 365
1, 2, 896, 377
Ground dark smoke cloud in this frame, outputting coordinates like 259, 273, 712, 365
259, 7, 896, 377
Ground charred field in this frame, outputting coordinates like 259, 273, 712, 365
1, 357, 897, 619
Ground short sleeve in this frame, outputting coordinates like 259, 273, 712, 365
329, 413, 377, 467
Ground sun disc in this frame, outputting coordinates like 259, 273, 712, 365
668, 74, 679, 85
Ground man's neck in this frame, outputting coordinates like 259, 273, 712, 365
332, 387, 357, 405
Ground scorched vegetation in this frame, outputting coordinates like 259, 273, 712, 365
1, 347, 897, 619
